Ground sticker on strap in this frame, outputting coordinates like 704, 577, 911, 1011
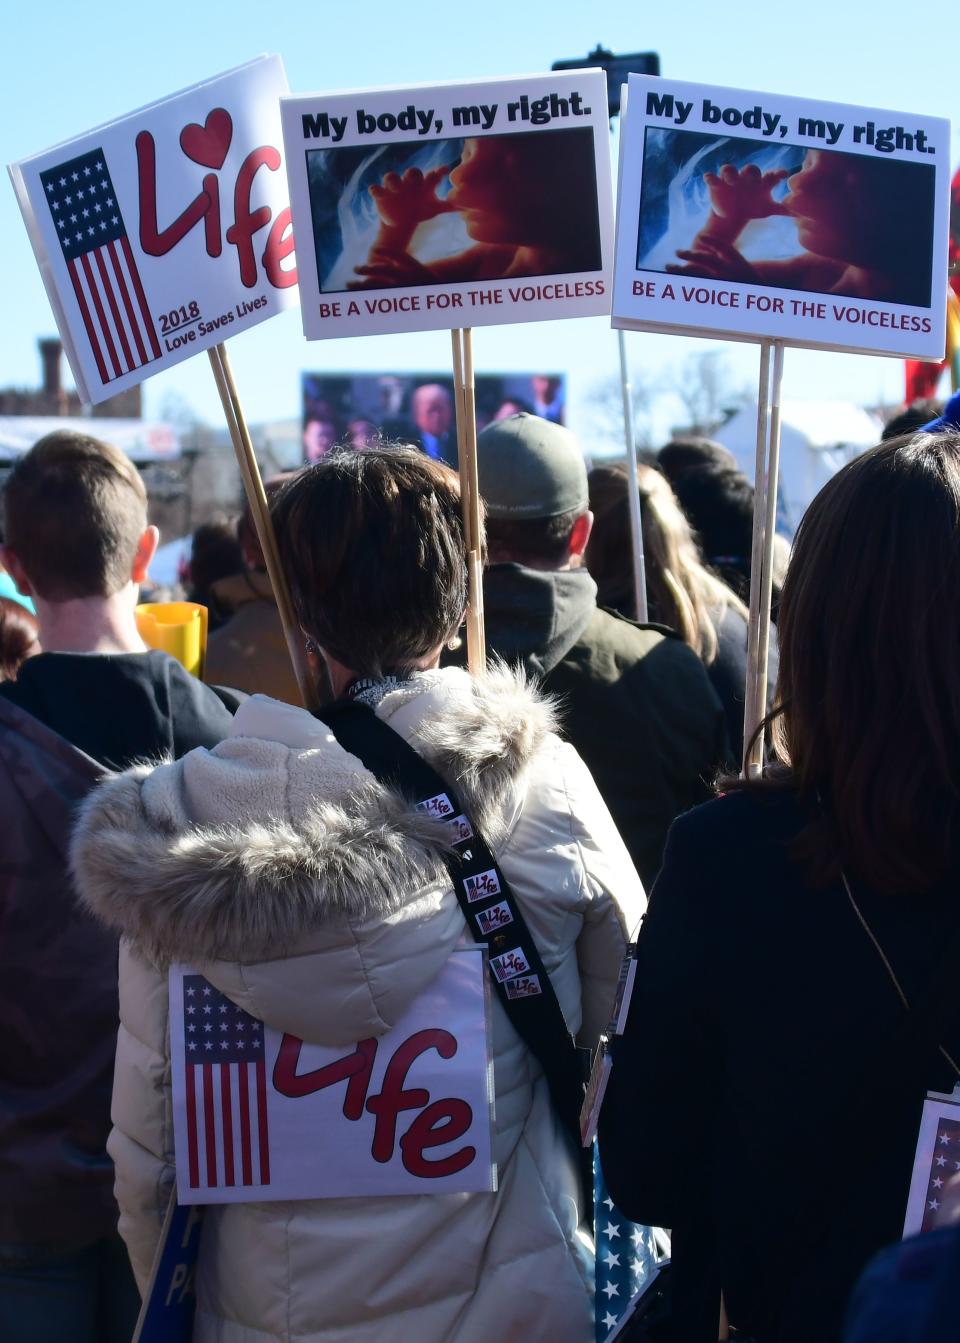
464, 869, 501, 903
476, 901, 514, 935
446, 814, 474, 842
490, 947, 532, 983
416, 792, 455, 819
504, 974, 542, 1000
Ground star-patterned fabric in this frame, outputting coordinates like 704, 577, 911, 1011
594, 1152, 659, 1339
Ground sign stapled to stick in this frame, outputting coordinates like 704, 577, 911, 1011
281, 70, 614, 340
169, 948, 496, 1204
612, 76, 951, 360
9, 55, 298, 405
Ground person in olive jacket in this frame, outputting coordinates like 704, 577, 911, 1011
453, 413, 727, 890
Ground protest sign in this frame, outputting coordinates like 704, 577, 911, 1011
612, 76, 951, 360
903, 1090, 960, 1237
9, 55, 297, 406
169, 949, 495, 1205
301, 369, 567, 465
281, 71, 614, 339
132, 1196, 202, 1343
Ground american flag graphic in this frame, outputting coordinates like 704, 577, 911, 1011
182, 975, 270, 1191
919, 1115, 960, 1232
40, 149, 161, 388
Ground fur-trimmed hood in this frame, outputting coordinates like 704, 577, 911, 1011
95, 670, 645, 1343
71, 667, 557, 990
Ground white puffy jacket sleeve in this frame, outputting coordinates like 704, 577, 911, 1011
107, 943, 176, 1293
559, 741, 646, 1046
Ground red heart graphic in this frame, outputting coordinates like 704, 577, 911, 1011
179, 108, 233, 170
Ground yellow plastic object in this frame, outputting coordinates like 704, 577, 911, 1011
135, 601, 208, 679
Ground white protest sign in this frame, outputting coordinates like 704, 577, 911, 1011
903, 1092, 960, 1237
281, 70, 614, 339
612, 76, 950, 359
9, 56, 298, 406
169, 948, 495, 1205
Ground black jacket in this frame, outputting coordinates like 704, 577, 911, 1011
461, 565, 727, 889
0, 652, 236, 1244
0, 648, 238, 769
706, 604, 778, 764
598, 789, 960, 1342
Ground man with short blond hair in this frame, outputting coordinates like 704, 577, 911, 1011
0, 430, 235, 1342
1, 430, 234, 762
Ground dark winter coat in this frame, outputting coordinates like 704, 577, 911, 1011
599, 789, 960, 1342
0, 652, 235, 1244
459, 564, 728, 889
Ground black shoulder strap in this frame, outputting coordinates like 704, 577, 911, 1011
314, 697, 587, 1144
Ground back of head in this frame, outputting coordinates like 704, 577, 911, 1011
476, 412, 588, 568
881, 399, 945, 441
271, 446, 470, 679
771, 430, 960, 894
186, 519, 243, 605
237, 474, 297, 572
588, 462, 742, 661
584, 463, 635, 614
658, 436, 737, 485
0, 596, 39, 682
2, 431, 147, 601
667, 463, 755, 574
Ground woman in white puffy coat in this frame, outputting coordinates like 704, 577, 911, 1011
71, 448, 645, 1343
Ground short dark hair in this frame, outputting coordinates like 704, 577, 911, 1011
667, 464, 755, 560
485, 509, 580, 567
187, 519, 243, 595
658, 437, 737, 481
881, 400, 943, 441
237, 475, 295, 570
271, 447, 471, 678
2, 431, 147, 600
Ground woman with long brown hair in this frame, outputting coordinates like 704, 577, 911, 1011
599, 432, 960, 1342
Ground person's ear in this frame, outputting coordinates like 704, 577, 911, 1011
0, 546, 34, 598
568, 510, 594, 560
131, 526, 160, 585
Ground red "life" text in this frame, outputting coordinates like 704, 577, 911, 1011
272, 1029, 475, 1178
136, 106, 296, 291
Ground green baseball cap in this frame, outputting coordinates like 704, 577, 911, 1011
475, 413, 588, 520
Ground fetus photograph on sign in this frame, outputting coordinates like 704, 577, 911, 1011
307, 127, 603, 293
637, 127, 937, 308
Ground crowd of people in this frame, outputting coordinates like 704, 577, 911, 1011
0, 393, 957, 1343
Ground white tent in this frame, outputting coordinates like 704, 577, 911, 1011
0, 416, 180, 464
713, 400, 883, 533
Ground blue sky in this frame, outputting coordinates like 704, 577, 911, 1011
2, 1, 957, 443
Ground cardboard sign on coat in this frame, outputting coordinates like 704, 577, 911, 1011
169, 949, 496, 1205
281, 70, 614, 339
10, 56, 297, 405
612, 75, 950, 360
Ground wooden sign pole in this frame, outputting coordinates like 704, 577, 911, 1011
207, 343, 317, 710
451, 328, 486, 676
742, 339, 785, 778
617, 329, 649, 623
742, 341, 772, 775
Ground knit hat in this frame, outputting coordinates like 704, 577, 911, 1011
475, 413, 588, 519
